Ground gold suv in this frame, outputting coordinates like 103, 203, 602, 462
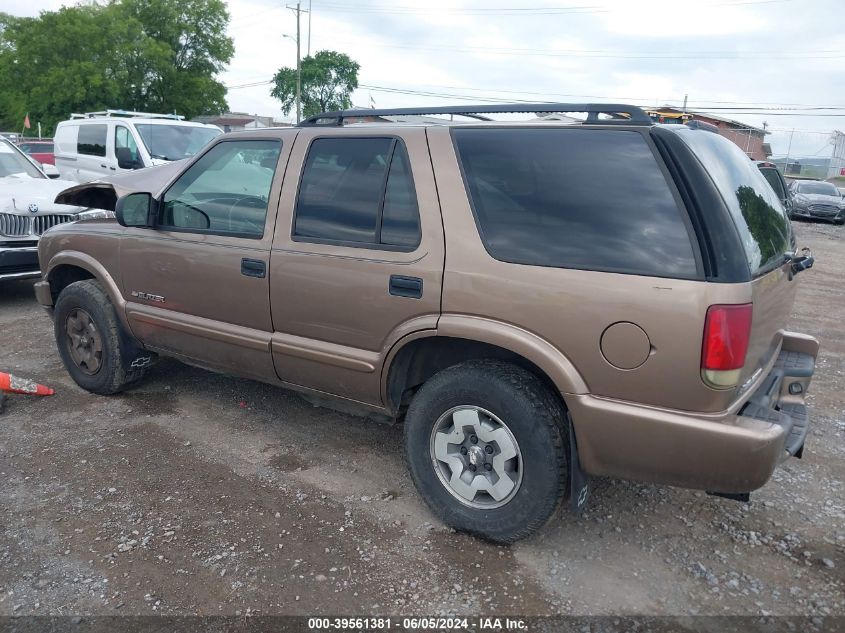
35, 104, 818, 542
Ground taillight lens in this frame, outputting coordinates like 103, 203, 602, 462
701, 303, 753, 388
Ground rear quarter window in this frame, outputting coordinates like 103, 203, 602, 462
452, 128, 698, 278
77, 124, 107, 157
673, 128, 791, 277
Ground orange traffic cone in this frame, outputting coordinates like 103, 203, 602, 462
0, 372, 55, 396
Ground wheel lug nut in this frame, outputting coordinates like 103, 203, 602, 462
470, 435, 478, 444
484, 445, 493, 454
484, 463, 493, 472
469, 464, 477, 472
460, 446, 468, 455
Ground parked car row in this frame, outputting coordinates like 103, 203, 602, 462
756, 161, 845, 224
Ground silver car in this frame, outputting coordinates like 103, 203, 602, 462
0, 138, 100, 281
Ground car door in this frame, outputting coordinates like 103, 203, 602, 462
120, 132, 295, 381
75, 123, 111, 181
269, 127, 444, 407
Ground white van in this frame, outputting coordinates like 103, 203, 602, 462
53, 110, 222, 183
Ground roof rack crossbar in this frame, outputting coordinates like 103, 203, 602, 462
69, 109, 184, 120
299, 103, 651, 126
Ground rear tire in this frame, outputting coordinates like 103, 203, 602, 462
54, 280, 153, 395
404, 360, 569, 543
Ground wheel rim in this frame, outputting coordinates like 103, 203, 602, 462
64, 308, 103, 375
429, 406, 523, 509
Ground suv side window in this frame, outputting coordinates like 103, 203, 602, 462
294, 137, 421, 249
160, 140, 282, 238
453, 128, 698, 278
115, 125, 141, 167
77, 124, 107, 157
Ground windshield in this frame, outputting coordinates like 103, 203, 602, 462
673, 127, 791, 277
134, 124, 221, 162
796, 181, 839, 196
0, 140, 45, 178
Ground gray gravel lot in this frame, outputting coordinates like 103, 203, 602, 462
0, 222, 842, 618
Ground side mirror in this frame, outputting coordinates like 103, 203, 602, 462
116, 147, 140, 170
115, 192, 155, 228
42, 163, 60, 179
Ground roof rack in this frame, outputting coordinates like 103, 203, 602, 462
69, 110, 185, 121
299, 103, 652, 127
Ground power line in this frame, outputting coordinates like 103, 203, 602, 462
311, 0, 800, 15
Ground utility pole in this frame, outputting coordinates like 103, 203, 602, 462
307, 0, 312, 56
296, 1, 301, 123
784, 128, 795, 175
286, 2, 308, 123
682, 93, 688, 113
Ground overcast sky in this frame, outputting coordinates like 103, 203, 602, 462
8, 0, 845, 156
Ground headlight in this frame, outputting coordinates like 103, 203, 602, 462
73, 209, 116, 221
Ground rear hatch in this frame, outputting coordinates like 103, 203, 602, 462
674, 128, 796, 388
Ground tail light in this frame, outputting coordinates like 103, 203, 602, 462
701, 303, 753, 389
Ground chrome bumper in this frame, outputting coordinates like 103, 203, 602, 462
0, 246, 40, 281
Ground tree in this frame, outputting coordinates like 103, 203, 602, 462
0, 0, 233, 135
271, 50, 360, 120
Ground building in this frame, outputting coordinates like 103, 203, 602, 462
192, 112, 291, 132
647, 107, 770, 160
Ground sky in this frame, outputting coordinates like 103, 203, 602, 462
7, 0, 845, 157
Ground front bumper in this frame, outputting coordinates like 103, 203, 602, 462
0, 246, 40, 281
569, 332, 818, 494
792, 206, 845, 222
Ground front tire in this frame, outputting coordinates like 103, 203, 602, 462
404, 360, 569, 543
54, 280, 152, 395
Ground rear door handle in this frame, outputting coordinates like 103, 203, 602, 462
389, 275, 423, 298
241, 258, 266, 278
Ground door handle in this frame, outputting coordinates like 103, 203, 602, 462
241, 258, 266, 278
389, 275, 423, 299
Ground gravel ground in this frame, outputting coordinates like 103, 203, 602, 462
0, 222, 842, 619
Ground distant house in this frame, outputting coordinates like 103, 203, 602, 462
192, 112, 291, 132
647, 106, 770, 160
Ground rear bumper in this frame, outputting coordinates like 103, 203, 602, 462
569, 332, 818, 494
0, 246, 40, 281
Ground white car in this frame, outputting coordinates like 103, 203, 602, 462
0, 138, 99, 282
54, 110, 221, 183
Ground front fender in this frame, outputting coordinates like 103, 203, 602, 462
43, 250, 130, 331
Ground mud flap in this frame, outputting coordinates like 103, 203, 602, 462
568, 418, 590, 515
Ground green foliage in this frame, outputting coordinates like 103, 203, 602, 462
271, 50, 360, 119
0, 0, 233, 135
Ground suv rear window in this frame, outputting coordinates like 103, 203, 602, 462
673, 128, 791, 276
452, 128, 698, 278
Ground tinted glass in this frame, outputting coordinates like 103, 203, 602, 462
453, 128, 697, 278
674, 128, 791, 276
295, 137, 421, 248
759, 168, 785, 199
380, 145, 421, 247
77, 124, 107, 157
161, 140, 281, 238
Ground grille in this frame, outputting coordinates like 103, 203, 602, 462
808, 204, 839, 216
33, 214, 75, 235
0, 213, 30, 237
